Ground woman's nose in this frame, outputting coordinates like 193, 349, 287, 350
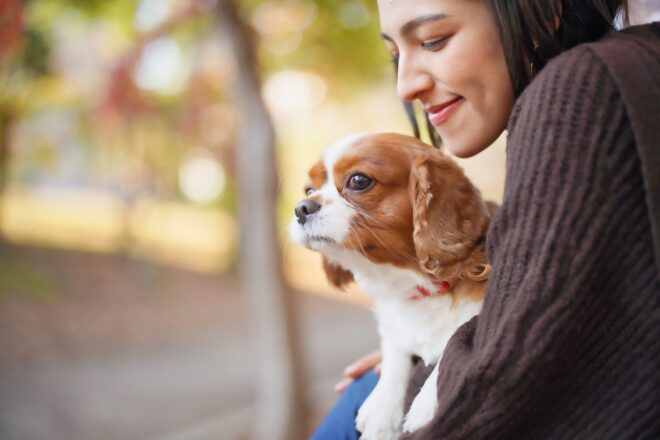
396, 56, 434, 102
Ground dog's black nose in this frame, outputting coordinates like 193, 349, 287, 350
295, 199, 321, 224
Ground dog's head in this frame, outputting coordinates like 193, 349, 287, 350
289, 133, 493, 288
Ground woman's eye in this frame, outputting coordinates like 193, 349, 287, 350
346, 174, 373, 192
390, 52, 399, 63
305, 187, 315, 196
421, 37, 447, 51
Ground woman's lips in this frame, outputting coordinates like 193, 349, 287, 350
427, 97, 464, 126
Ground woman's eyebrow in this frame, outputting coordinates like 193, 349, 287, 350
381, 13, 450, 41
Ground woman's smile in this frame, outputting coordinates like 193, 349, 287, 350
426, 97, 464, 126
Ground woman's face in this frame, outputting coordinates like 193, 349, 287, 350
377, 0, 514, 158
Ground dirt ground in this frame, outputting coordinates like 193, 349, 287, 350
0, 243, 247, 368
0, 243, 378, 440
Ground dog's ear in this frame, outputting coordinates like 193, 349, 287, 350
410, 152, 491, 281
322, 257, 354, 289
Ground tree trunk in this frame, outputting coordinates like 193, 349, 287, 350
216, 2, 307, 440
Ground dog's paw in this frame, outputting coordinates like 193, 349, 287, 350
356, 392, 402, 440
403, 395, 437, 433
403, 366, 439, 433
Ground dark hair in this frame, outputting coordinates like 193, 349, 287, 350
486, 0, 629, 97
403, 0, 629, 148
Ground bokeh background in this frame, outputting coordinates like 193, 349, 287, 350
0, 1, 657, 439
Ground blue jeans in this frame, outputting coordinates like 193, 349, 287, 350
310, 370, 379, 440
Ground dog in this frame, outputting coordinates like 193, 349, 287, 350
289, 133, 494, 439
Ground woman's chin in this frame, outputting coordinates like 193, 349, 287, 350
443, 138, 486, 158
439, 127, 502, 158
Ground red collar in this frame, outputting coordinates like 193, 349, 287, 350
408, 280, 451, 301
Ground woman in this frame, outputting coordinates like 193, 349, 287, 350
312, 1, 659, 439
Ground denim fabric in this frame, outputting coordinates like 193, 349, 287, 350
310, 370, 379, 440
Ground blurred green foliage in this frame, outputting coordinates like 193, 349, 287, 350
1, 0, 393, 210
0, 260, 58, 302
14, 27, 50, 77
248, 0, 390, 97
16, 0, 390, 91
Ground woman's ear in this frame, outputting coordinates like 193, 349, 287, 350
322, 257, 354, 289
409, 152, 491, 281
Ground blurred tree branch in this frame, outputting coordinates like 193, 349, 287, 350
98, 1, 203, 122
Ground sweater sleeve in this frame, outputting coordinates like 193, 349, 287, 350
403, 43, 646, 439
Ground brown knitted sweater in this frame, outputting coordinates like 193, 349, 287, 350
403, 23, 660, 440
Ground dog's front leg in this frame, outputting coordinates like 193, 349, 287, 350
403, 360, 439, 433
355, 343, 411, 440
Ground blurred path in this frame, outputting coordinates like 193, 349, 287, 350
0, 246, 378, 440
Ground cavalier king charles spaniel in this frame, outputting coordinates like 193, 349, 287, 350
289, 133, 495, 439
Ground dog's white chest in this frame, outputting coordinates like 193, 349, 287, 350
325, 249, 481, 365
373, 297, 472, 365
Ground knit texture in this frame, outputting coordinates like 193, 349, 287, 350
403, 23, 660, 440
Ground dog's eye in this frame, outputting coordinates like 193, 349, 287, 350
346, 173, 373, 192
305, 187, 315, 196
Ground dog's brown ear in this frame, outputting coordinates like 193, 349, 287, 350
322, 257, 354, 289
410, 152, 492, 282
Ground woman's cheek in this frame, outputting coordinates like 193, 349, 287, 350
442, 37, 482, 97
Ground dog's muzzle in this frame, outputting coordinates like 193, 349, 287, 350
294, 199, 321, 225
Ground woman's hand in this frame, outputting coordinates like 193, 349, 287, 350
333, 350, 382, 394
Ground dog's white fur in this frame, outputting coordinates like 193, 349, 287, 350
289, 135, 482, 438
